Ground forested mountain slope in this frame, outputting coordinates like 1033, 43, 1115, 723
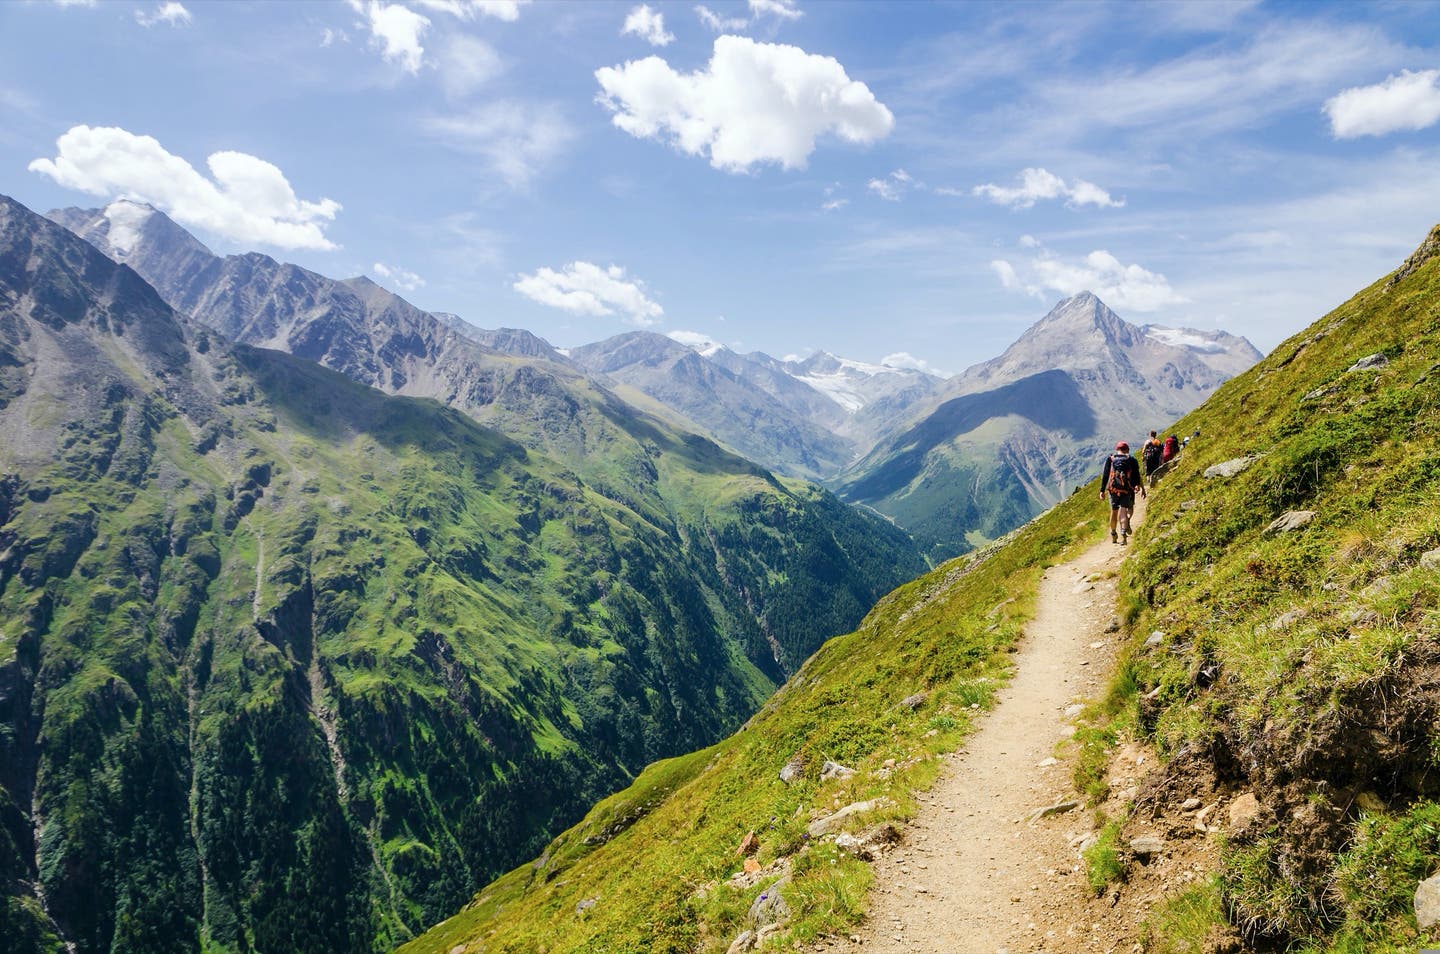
0, 194, 924, 953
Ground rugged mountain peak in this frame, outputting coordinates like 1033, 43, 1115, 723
49, 199, 216, 265
1020, 291, 1139, 348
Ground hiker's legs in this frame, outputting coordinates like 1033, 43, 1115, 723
1119, 505, 1132, 535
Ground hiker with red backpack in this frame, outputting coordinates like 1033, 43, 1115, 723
1101, 441, 1145, 544
1142, 431, 1165, 478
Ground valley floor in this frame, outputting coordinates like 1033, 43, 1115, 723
843, 500, 1144, 953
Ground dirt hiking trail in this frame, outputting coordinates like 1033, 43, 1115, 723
851, 500, 1146, 954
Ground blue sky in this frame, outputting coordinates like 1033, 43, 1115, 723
3, 0, 1440, 374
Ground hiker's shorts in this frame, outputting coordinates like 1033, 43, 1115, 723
1108, 492, 1135, 510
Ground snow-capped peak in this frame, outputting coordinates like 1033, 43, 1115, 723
1143, 325, 1228, 353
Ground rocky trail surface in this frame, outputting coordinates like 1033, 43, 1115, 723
845, 500, 1152, 953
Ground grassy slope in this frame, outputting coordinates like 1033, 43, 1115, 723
401, 481, 1107, 953
1105, 227, 1440, 952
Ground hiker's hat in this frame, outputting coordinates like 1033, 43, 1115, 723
1115, 441, 1129, 451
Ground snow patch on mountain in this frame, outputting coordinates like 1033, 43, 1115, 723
794, 372, 869, 412
1144, 325, 1227, 353
103, 199, 155, 255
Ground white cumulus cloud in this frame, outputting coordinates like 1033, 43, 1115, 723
514, 261, 663, 325
350, 0, 429, 73
29, 125, 341, 251
413, 0, 528, 20
973, 167, 1123, 209
991, 250, 1185, 312
372, 261, 425, 292
134, 2, 191, 27
595, 35, 893, 173
422, 101, 575, 189
1325, 69, 1440, 138
623, 4, 674, 46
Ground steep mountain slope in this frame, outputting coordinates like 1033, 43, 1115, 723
837, 293, 1260, 559
404, 225, 1440, 954
0, 195, 925, 953
569, 332, 856, 480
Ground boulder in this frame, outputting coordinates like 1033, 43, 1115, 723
808, 798, 886, 837
1265, 510, 1316, 534
778, 754, 805, 785
748, 885, 790, 928
1415, 873, 1440, 930
899, 691, 928, 710
737, 831, 759, 856
1420, 548, 1440, 570
1348, 353, 1389, 372
726, 929, 756, 954
1203, 456, 1262, 479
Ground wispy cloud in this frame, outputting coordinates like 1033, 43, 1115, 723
134, 2, 191, 28
422, 101, 575, 189
973, 167, 1123, 209
372, 261, 425, 291
412, 0, 529, 21
349, 0, 429, 73
867, 169, 914, 201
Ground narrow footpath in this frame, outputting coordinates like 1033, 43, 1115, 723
851, 501, 1144, 954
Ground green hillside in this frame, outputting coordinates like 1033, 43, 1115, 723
0, 195, 925, 953
404, 226, 1440, 953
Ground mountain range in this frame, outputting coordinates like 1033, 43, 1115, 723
0, 194, 926, 953
50, 201, 1261, 561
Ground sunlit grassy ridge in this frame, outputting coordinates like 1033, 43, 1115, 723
402, 478, 1106, 953
1106, 226, 1440, 951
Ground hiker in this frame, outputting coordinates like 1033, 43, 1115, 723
1162, 434, 1181, 462
1142, 430, 1165, 477
1100, 441, 1145, 544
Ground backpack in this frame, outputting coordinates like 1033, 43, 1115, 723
1143, 440, 1163, 470
1107, 454, 1134, 495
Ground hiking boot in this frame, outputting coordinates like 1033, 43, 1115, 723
1111, 531, 1118, 543
1121, 532, 1128, 545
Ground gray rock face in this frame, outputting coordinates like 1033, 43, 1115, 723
1348, 352, 1389, 372
1415, 873, 1440, 930
1204, 455, 1262, 478
1266, 511, 1316, 534
808, 798, 886, 837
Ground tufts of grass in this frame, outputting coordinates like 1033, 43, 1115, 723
1083, 820, 1125, 895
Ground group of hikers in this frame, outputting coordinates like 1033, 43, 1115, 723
1100, 430, 1183, 544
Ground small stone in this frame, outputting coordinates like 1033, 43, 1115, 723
1145, 631, 1164, 647
1420, 548, 1440, 570
726, 929, 756, 954
743, 857, 761, 873
1265, 510, 1316, 534
1028, 800, 1081, 823
1129, 835, 1164, 856
1180, 798, 1202, 812
1415, 873, 1440, 930
1355, 791, 1386, 813
882, 758, 896, 769
1065, 704, 1084, 718
1037, 757, 1058, 768
1228, 792, 1261, 830
576, 897, 598, 914
821, 760, 857, 781
779, 754, 805, 785
1103, 616, 1120, 634
900, 692, 928, 711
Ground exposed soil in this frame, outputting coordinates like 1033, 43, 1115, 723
814, 499, 1230, 954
